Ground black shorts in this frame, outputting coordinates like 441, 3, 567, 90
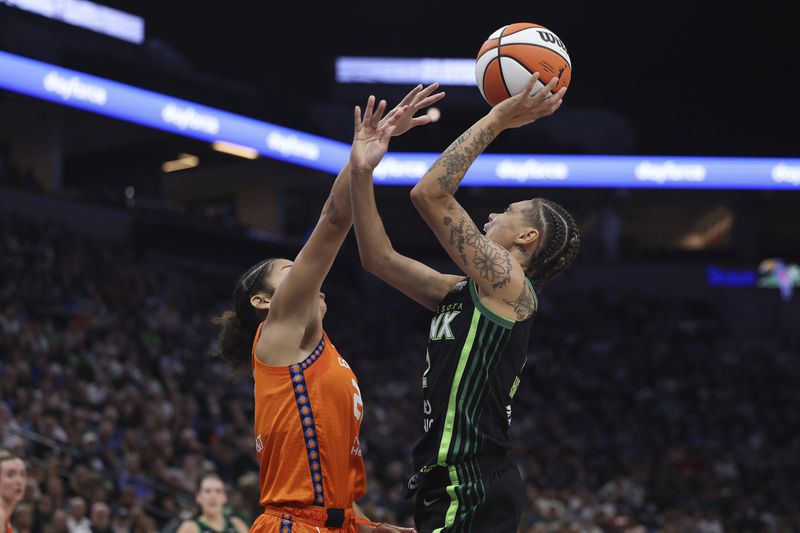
412, 458, 524, 533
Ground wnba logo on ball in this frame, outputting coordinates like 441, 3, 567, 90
537, 31, 568, 53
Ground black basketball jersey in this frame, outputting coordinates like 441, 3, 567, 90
412, 277, 537, 473
193, 517, 238, 533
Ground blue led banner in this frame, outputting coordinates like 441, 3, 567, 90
0, 50, 350, 174
2, 0, 144, 44
2, 50, 800, 190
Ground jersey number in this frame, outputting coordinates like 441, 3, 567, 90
352, 379, 363, 422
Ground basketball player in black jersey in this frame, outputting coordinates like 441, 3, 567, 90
350, 73, 579, 532
176, 474, 248, 533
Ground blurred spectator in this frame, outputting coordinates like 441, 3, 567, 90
11, 503, 33, 533
66, 497, 90, 533
90, 502, 112, 533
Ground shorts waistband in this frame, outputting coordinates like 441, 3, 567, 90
407, 453, 512, 496
263, 504, 380, 529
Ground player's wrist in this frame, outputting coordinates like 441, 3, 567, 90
483, 109, 508, 134
351, 164, 376, 177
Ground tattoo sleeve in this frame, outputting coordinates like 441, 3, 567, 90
429, 125, 497, 195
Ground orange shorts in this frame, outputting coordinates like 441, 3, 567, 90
251, 504, 379, 533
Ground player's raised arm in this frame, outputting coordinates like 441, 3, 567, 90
350, 85, 463, 311
263, 158, 355, 331
409, 74, 565, 316
264, 97, 401, 332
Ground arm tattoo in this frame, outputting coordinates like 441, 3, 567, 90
461, 212, 512, 288
444, 206, 513, 288
431, 126, 497, 195
490, 253, 513, 289
444, 215, 468, 266
465, 224, 488, 253
503, 284, 535, 320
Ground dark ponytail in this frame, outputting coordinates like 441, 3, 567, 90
213, 259, 277, 374
523, 199, 580, 293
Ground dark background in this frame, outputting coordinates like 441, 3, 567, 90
3, 0, 797, 156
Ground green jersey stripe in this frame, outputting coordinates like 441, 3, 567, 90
460, 322, 506, 458
470, 329, 512, 454
464, 460, 480, 532
462, 325, 510, 455
437, 308, 481, 466
433, 464, 461, 533
452, 317, 492, 458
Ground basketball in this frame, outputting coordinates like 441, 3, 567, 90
475, 23, 572, 107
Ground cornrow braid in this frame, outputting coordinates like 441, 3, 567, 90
524, 199, 580, 292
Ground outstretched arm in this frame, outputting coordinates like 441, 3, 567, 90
350, 84, 462, 310
410, 74, 565, 316
262, 97, 401, 359
264, 158, 355, 326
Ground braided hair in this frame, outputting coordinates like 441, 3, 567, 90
212, 259, 277, 374
522, 199, 580, 293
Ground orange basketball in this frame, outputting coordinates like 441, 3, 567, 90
475, 23, 572, 107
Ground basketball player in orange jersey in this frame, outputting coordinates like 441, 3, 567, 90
214, 84, 444, 533
0, 451, 26, 533
350, 73, 579, 532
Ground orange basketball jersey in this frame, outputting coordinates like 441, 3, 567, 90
251, 326, 366, 510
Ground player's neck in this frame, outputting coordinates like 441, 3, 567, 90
1, 500, 15, 527
508, 243, 531, 273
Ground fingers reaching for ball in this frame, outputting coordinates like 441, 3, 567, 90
488, 72, 566, 130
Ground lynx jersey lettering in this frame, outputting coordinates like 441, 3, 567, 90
413, 278, 537, 471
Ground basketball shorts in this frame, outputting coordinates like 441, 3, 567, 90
412, 459, 524, 533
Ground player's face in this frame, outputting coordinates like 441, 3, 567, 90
484, 201, 530, 248
0, 459, 27, 503
266, 259, 327, 318
196, 478, 226, 512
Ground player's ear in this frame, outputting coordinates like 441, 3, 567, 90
250, 293, 271, 310
516, 227, 539, 246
